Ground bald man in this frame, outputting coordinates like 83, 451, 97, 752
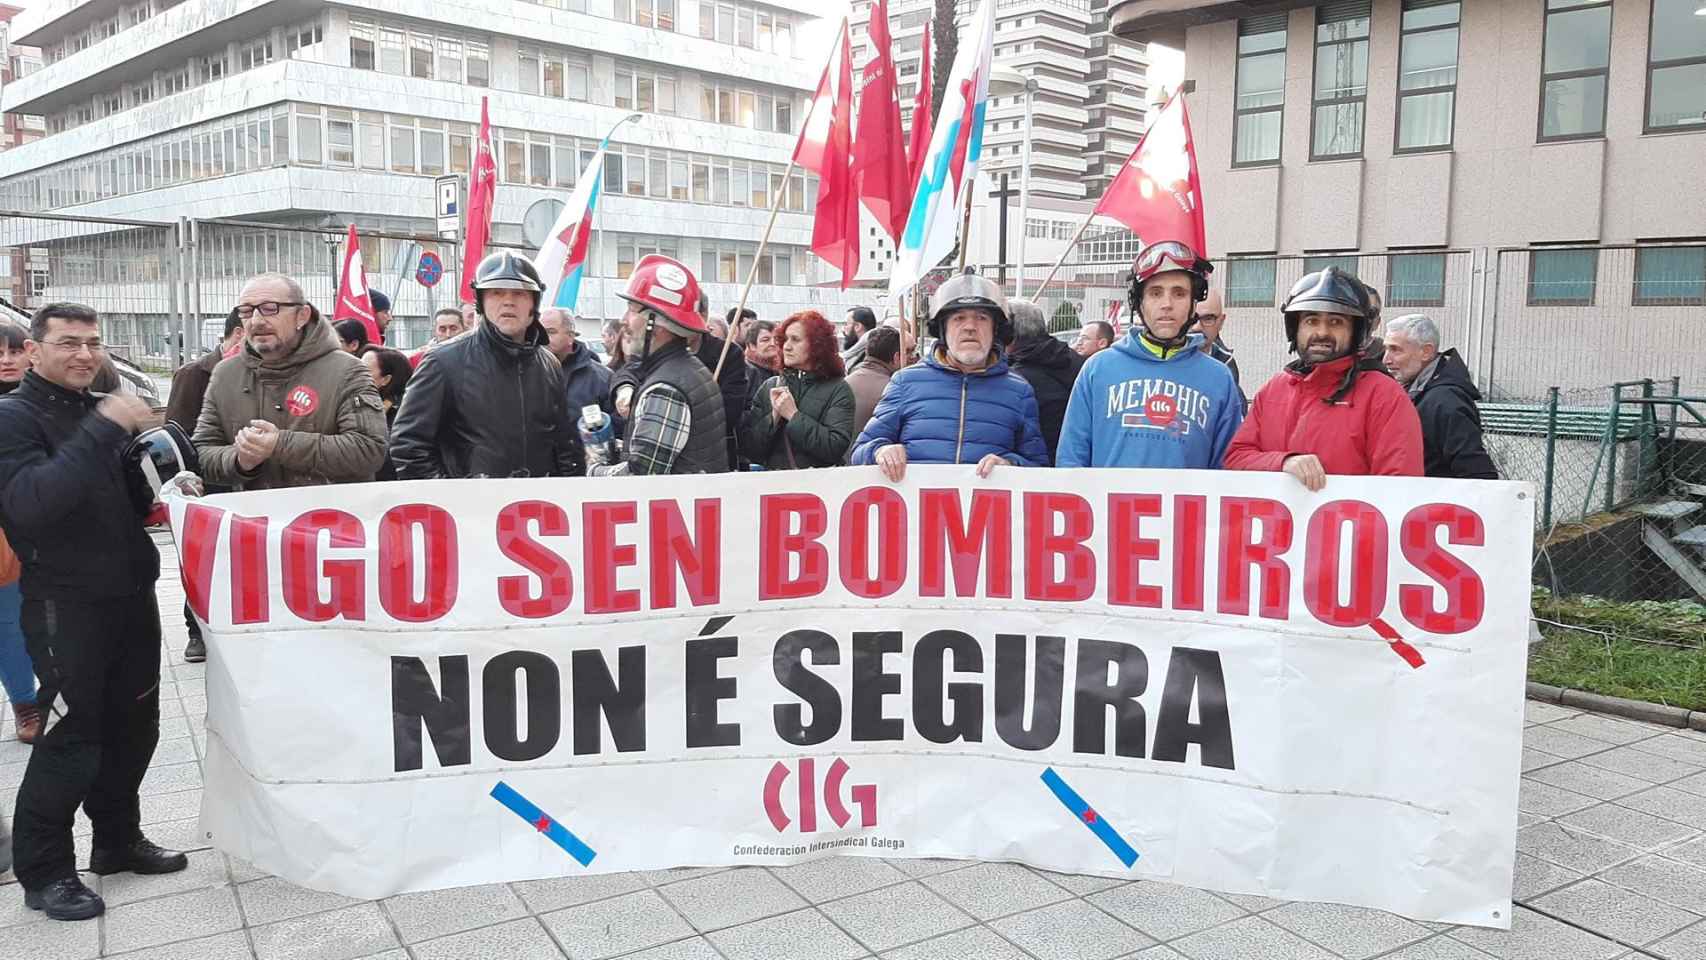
1195, 289, 1244, 406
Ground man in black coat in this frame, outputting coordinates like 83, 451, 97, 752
0, 303, 189, 922
1383, 313, 1498, 480
540, 307, 614, 420
1004, 298, 1084, 463
390, 252, 584, 478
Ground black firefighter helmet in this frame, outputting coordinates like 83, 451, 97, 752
1281, 266, 1371, 351
124, 422, 198, 516
472, 250, 546, 318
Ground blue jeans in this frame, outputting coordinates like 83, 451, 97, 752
0, 582, 37, 707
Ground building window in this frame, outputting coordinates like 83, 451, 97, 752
1234, 14, 1287, 165
350, 19, 375, 70
1632, 245, 1706, 305
1387, 252, 1447, 306
1304, 254, 1359, 275
1645, 0, 1706, 131
1395, 0, 1459, 150
1527, 247, 1597, 305
467, 40, 490, 87
1225, 257, 1278, 307
1311, 0, 1371, 159
327, 111, 355, 166
1540, 0, 1611, 140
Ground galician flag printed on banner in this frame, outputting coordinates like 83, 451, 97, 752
888, 0, 995, 294
1095, 92, 1208, 257
331, 223, 380, 344
536, 138, 613, 311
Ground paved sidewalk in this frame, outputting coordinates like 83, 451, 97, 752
4, 539, 1706, 959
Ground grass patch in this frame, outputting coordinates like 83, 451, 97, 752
1529, 625, 1706, 711
1530, 589, 1706, 709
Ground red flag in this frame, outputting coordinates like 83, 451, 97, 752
791, 22, 860, 289
1094, 92, 1207, 256
906, 23, 933, 201
331, 224, 380, 344
459, 96, 497, 303
852, 0, 910, 242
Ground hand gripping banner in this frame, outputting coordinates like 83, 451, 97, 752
166, 467, 1532, 928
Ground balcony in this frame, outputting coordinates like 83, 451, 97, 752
1110, 0, 1310, 46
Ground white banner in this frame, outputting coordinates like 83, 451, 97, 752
166, 467, 1532, 928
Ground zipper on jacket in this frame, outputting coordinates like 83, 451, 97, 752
954, 374, 968, 464
516, 362, 529, 472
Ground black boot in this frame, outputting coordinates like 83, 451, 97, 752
183, 636, 206, 663
89, 838, 188, 876
24, 877, 105, 921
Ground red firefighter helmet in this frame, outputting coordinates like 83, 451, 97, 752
1130, 240, 1213, 304
618, 255, 707, 336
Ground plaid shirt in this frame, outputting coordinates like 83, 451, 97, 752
591, 382, 692, 477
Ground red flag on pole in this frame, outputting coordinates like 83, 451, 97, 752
852, 0, 910, 243
791, 21, 860, 289
906, 23, 934, 202
459, 96, 497, 304
1093, 92, 1207, 256
331, 224, 380, 344
1106, 298, 1123, 338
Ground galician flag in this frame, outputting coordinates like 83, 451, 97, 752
536, 138, 614, 311
888, 0, 995, 294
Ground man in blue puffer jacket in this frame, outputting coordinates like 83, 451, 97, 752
851, 268, 1049, 479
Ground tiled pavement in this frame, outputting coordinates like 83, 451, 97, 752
4, 539, 1706, 958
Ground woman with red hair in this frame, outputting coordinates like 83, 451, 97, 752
740, 310, 855, 469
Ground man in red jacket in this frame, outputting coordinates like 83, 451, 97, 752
1224, 267, 1422, 489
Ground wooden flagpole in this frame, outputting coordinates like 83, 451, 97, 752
711, 154, 797, 382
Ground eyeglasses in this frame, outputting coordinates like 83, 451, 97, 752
42, 337, 106, 354
235, 301, 305, 319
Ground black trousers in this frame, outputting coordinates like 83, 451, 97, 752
13, 591, 162, 890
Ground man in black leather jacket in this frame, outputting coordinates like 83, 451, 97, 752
390, 251, 584, 479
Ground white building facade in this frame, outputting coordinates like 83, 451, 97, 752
0, 0, 877, 350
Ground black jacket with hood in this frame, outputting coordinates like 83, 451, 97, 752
1006, 334, 1085, 463
390, 317, 584, 479
1410, 348, 1498, 480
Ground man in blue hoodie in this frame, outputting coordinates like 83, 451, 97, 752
1057, 240, 1244, 469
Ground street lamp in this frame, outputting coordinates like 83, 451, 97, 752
319, 224, 342, 307
596, 112, 644, 317
986, 69, 1037, 296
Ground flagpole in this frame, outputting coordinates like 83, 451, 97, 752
712, 156, 797, 382
955, 182, 975, 271
1031, 209, 1096, 302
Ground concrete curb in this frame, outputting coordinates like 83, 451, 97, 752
1527, 681, 1706, 731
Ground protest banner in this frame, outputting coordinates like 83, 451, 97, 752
166, 466, 1531, 927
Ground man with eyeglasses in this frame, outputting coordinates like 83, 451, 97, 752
1193, 288, 1246, 409
192, 273, 387, 493
0, 302, 189, 921
1073, 320, 1115, 359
